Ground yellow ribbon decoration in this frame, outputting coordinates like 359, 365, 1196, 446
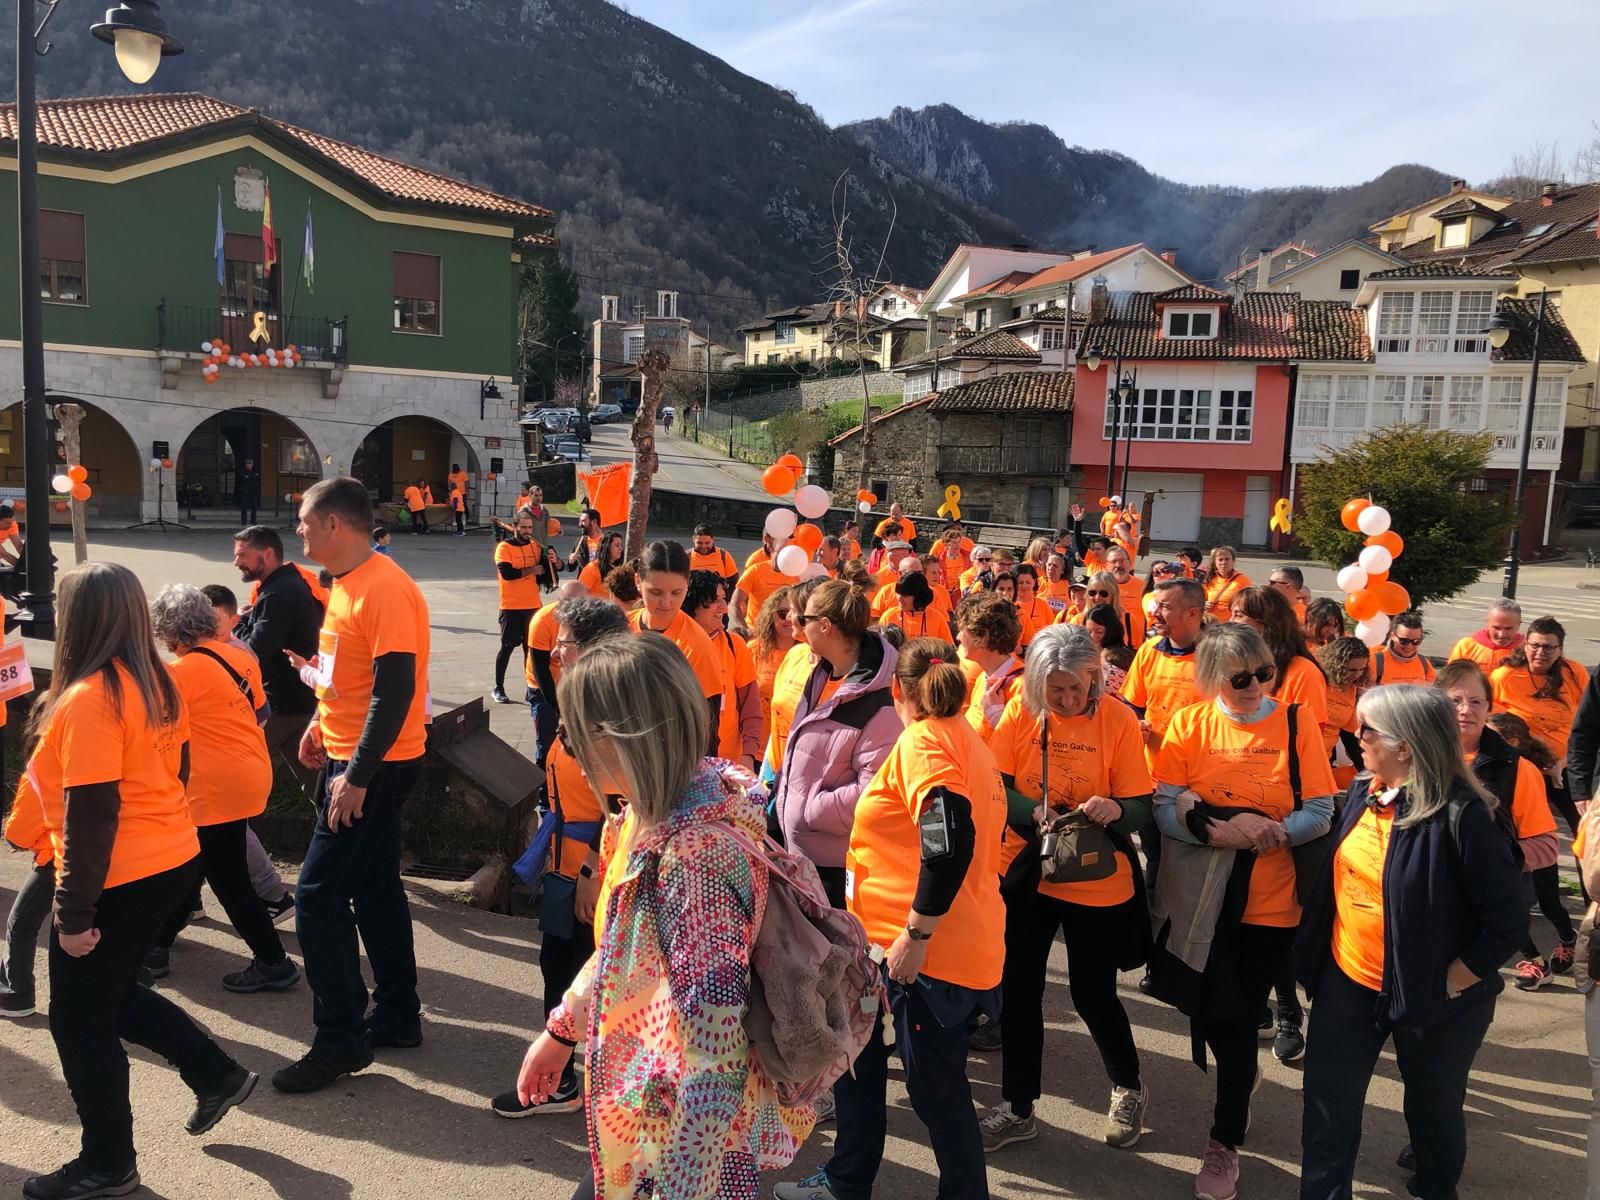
1269, 498, 1293, 534
249, 311, 271, 345
937, 484, 962, 521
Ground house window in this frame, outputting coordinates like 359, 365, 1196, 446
810, 347, 819, 362
1298, 374, 1332, 428
870, 479, 890, 504
1104, 385, 1234, 442
766, 353, 779, 365
1488, 376, 1523, 438
1338, 268, 1360, 291
1334, 376, 1369, 428
774, 321, 796, 345
1372, 375, 1407, 426
1535, 378, 1565, 432
1440, 220, 1468, 248
974, 310, 989, 332
1452, 290, 1493, 352
1376, 292, 1414, 352
1417, 292, 1453, 340
1165, 310, 1216, 339
39, 210, 86, 304
1446, 376, 1484, 430
392, 251, 441, 333
1041, 326, 1064, 351
1011, 306, 1022, 320
1216, 389, 1253, 441
623, 333, 643, 363
1407, 375, 1444, 428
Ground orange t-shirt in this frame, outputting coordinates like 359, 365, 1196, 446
964, 658, 1023, 744
547, 737, 606, 879
990, 694, 1150, 906
1155, 700, 1337, 928
30, 663, 196, 889
315, 552, 431, 762
495, 538, 546, 611
756, 643, 789, 747
1015, 596, 1053, 646
765, 642, 816, 774
845, 714, 1004, 989
1323, 683, 1359, 756
578, 557, 624, 597
1370, 648, 1435, 686
632, 608, 724, 701
842, 537, 862, 561
878, 606, 951, 642
1491, 662, 1591, 759
743, 546, 770, 570
1449, 635, 1521, 672
1332, 796, 1394, 990
448, 469, 468, 494
1116, 577, 1147, 636
525, 603, 562, 690
709, 627, 757, 761
404, 485, 424, 513
1042, 579, 1074, 616
1204, 572, 1252, 622
874, 516, 916, 544
1482, 753, 1558, 840
1121, 639, 1199, 745
2, 774, 54, 866
1276, 655, 1330, 729
737, 559, 789, 624
930, 536, 974, 575
689, 547, 739, 580
170, 643, 272, 827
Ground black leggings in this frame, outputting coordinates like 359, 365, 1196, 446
1205, 923, 1296, 1150
571, 1171, 595, 1200
156, 819, 287, 965
1548, 775, 1590, 904
1523, 864, 1577, 956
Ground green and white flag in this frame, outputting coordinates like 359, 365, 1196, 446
301, 200, 315, 293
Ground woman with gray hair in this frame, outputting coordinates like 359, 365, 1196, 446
147, 584, 296, 994
977, 624, 1154, 1154
1296, 685, 1526, 1200
1149, 622, 1338, 1200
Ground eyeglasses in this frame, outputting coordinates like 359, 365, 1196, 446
776, 609, 792, 620
554, 637, 579, 651
1225, 664, 1276, 690
1392, 636, 1423, 648
796, 612, 821, 627
1356, 723, 1387, 743
1527, 641, 1562, 654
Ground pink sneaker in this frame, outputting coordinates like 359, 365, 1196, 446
1194, 1138, 1239, 1200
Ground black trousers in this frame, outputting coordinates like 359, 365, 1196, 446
410, 509, 428, 533
1300, 964, 1496, 1200
814, 864, 847, 910
1001, 888, 1141, 1111
1523, 864, 1577, 955
1205, 922, 1295, 1149
496, 608, 535, 690
155, 818, 287, 964
1549, 776, 1591, 903
49, 858, 236, 1170
239, 500, 257, 525
539, 914, 593, 1089
296, 758, 422, 1057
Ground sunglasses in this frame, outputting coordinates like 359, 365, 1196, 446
1086, 589, 1112, 598
1392, 636, 1423, 648
1356, 723, 1385, 742
776, 609, 792, 620
796, 612, 820, 627
976, 557, 993, 564
1226, 664, 1276, 690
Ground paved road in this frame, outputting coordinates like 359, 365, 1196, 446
583, 421, 771, 503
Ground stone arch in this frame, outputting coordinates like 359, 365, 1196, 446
347, 412, 482, 505
0, 396, 145, 519
172, 406, 326, 522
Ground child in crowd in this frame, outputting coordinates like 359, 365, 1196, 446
373, 524, 392, 555
1101, 642, 1136, 698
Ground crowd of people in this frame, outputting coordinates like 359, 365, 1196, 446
0, 489, 1593, 1200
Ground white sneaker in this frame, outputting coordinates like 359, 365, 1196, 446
979, 1100, 1038, 1152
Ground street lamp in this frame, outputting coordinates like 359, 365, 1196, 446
478, 376, 502, 420
15, 0, 182, 637
1481, 290, 1549, 599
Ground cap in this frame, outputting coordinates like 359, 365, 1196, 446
885, 540, 912, 550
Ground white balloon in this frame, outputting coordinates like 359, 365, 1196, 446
802, 562, 830, 579
776, 545, 809, 578
228, 356, 240, 367
1356, 505, 1392, 537
1335, 564, 1368, 594
794, 484, 830, 520
857, 501, 872, 514
1355, 614, 1391, 648
1357, 545, 1393, 575
150, 457, 163, 469
50, 474, 71, 492
764, 508, 798, 539
201, 341, 214, 353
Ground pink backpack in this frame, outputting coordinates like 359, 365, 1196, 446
716, 821, 886, 1107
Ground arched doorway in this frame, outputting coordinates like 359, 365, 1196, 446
177, 408, 322, 521
352, 415, 479, 504
0, 397, 143, 519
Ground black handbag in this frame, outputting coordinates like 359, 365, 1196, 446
1036, 715, 1118, 885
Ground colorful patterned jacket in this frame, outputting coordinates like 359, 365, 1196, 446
547, 761, 814, 1199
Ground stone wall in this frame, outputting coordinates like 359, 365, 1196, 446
830, 406, 936, 516
799, 372, 889, 410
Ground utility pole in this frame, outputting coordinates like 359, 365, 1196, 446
1502, 290, 1548, 599
703, 318, 712, 436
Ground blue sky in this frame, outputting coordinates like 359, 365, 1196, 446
623, 0, 1598, 189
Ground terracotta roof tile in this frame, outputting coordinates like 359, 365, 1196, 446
895, 329, 1041, 370
1366, 262, 1515, 281
827, 394, 935, 446
1155, 284, 1231, 303
947, 243, 1179, 304
1430, 197, 1503, 219
1394, 183, 1600, 268
1491, 297, 1585, 364
1293, 301, 1372, 363
1079, 291, 1297, 361
926, 371, 1073, 415
0, 92, 552, 221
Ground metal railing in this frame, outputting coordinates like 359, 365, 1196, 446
156, 301, 349, 363
935, 444, 1070, 476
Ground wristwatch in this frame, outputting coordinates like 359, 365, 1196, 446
578, 864, 595, 879
905, 925, 932, 942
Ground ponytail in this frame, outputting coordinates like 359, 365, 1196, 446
895, 637, 967, 719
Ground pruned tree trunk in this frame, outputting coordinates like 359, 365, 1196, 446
54, 402, 88, 565
626, 349, 670, 558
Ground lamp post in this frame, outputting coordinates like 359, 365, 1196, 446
1484, 290, 1549, 600
14, 0, 181, 638
1119, 366, 1138, 501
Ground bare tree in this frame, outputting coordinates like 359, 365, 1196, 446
822, 172, 896, 495
626, 348, 670, 558
55, 402, 88, 565
1573, 122, 1600, 184
1483, 141, 1566, 199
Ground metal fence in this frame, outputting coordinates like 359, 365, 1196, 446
156, 301, 349, 363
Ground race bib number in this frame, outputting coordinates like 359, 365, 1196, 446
0, 641, 35, 703
314, 629, 338, 700
844, 868, 855, 901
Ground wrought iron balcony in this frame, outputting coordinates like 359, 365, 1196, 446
936, 444, 1069, 475
155, 301, 348, 364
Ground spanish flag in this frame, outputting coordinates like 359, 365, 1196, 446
262, 177, 277, 271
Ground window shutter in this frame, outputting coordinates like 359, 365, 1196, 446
393, 252, 441, 301
224, 233, 264, 264
39, 210, 84, 261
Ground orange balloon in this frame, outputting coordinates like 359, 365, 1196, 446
793, 523, 823, 554
1098, 497, 1111, 508
546, 517, 562, 539
67, 465, 87, 483
777, 453, 804, 472
855, 489, 874, 504
161, 458, 173, 469
1366, 530, 1404, 559
1344, 589, 1381, 621
1341, 498, 1371, 532
762, 464, 796, 496
1365, 570, 1388, 587
1376, 581, 1411, 616
52, 501, 68, 513
70, 483, 91, 502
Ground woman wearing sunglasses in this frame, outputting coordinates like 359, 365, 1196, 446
1066, 571, 1136, 644
1297, 685, 1525, 1200
752, 587, 797, 749
1150, 624, 1337, 1200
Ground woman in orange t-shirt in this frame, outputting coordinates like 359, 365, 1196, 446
1152, 624, 1337, 1196
879, 572, 953, 643
1491, 614, 1590, 846
576, 531, 627, 597
148, 584, 295, 993
1316, 637, 1371, 789
0, 774, 55, 1016
1012, 565, 1054, 649
686, 570, 762, 769
750, 585, 796, 748
632, 541, 727, 757
1203, 545, 1251, 622
982, 625, 1152, 1149
24, 564, 253, 1196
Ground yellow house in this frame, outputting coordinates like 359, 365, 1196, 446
737, 303, 834, 367
1370, 180, 1512, 252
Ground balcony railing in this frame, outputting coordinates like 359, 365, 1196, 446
936, 444, 1069, 476
1293, 425, 1561, 460
1374, 333, 1491, 357
156, 301, 349, 364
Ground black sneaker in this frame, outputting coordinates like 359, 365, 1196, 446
271, 1046, 375, 1094
22, 1161, 139, 1199
1273, 1014, 1306, 1062
1396, 1143, 1416, 1172
490, 687, 511, 705
186, 1065, 258, 1135
1257, 1008, 1274, 1041
143, 947, 171, 979
967, 1021, 1003, 1052
134, 965, 157, 990
490, 1075, 582, 1117
263, 893, 295, 925
0, 990, 36, 1018
222, 958, 300, 994
365, 1016, 423, 1049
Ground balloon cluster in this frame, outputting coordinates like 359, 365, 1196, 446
855, 488, 878, 515
1335, 498, 1409, 648
50, 463, 92, 503
760, 453, 833, 580
198, 338, 303, 384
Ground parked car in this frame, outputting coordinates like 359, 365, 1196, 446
550, 436, 586, 463
592, 404, 623, 424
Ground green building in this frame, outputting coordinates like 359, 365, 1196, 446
0, 92, 554, 517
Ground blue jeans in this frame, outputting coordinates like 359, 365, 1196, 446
295, 757, 423, 1058
825, 974, 989, 1200
528, 691, 558, 766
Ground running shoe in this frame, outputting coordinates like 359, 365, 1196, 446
968, 1020, 1003, 1052
772, 1168, 837, 1200
21, 1161, 139, 1199
490, 1075, 582, 1117
1273, 1015, 1305, 1062
1513, 958, 1553, 990
263, 893, 295, 924
979, 1101, 1038, 1152
186, 1065, 257, 1135
491, 687, 511, 705
1550, 938, 1577, 976
221, 958, 300, 994
1194, 1138, 1239, 1200
0, 991, 36, 1018
271, 1046, 374, 1094
1104, 1084, 1148, 1148
143, 946, 171, 979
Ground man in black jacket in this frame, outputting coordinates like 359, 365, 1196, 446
233, 525, 324, 775
237, 457, 261, 526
